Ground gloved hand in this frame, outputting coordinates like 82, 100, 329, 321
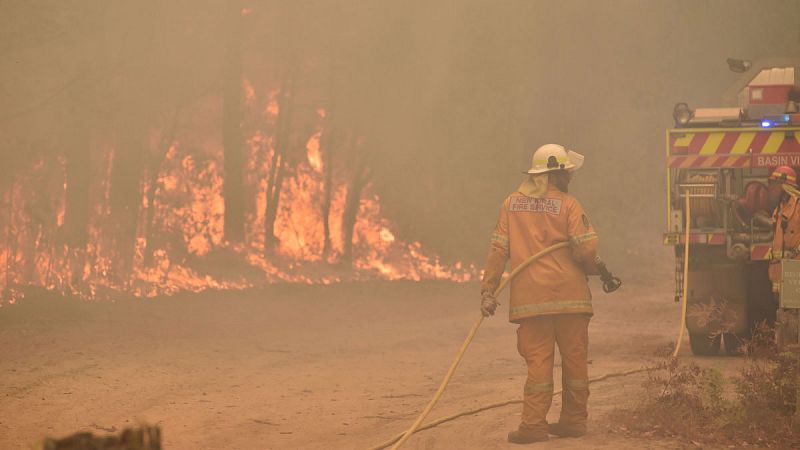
480, 291, 499, 317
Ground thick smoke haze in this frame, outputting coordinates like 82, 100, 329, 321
1, 0, 799, 273
2, 3, 800, 448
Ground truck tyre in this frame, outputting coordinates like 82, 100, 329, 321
722, 332, 745, 355
689, 332, 720, 356
689, 332, 744, 355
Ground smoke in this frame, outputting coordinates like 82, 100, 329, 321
1, 0, 799, 276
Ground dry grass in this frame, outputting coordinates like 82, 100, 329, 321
612, 325, 799, 448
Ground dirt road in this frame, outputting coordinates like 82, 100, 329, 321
0, 272, 746, 449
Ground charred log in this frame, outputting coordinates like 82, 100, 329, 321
40, 425, 161, 450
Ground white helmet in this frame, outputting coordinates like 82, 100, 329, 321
525, 144, 585, 174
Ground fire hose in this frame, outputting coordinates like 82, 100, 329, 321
672, 192, 691, 358
372, 241, 622, 450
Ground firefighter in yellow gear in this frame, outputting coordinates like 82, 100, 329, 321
480, 144, 599, 444
767, 165, 800, 347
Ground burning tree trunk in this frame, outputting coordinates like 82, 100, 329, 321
263, 76, 296, 253
1, 188, 12, 298
106, 1, 156, 283
316, 46, 339, 261
143, 109, 180, 267
341, 158, 369, 263
222, 0, 245, 244
109, 123, 146, 284
22, 154, 59, 283
63, 144, 90, 249
62, 127, 91, 287
320, 109, 336, 260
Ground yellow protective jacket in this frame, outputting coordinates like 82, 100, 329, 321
481, 186, 599, 323
769, 196, 800, 291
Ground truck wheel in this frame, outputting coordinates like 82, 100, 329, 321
722, 332, 745, 355
689, 332, 721, 356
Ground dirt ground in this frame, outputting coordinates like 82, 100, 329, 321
0, 273, 751, 449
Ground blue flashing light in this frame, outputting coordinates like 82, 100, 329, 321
761, 120, 773, 128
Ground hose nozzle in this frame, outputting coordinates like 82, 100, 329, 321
595, 257, 622, 293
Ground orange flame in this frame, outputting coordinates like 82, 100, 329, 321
264, 90, 280, 117
243, 79, 256, 104
0, 84, 475, 304
306, 131, 323, 172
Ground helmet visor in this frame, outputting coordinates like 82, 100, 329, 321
566, 150, 584, 172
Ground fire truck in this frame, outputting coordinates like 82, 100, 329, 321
664, 63, 800, 355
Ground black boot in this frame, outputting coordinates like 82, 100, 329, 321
548, 422, 586, 438
507, 428, 549, 444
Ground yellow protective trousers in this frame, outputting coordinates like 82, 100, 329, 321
516, 314, 590, 433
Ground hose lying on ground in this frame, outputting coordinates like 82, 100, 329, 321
368, 367, 649, 450
383, 242, 571, 450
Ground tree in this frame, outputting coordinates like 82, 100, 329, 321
142, 108, 181, 267
341, 148, 369, 263
263, 74, 296, 253
108, 118, 146, 284
222, 0, 245, 243
106, 0, 159, 284
62, 95, 91, 287
320, 110, 336, 260
319, 51, 340, 260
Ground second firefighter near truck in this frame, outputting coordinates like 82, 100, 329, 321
480, 143, 603, 444
767, 166, 800, 347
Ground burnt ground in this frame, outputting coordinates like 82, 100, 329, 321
0, 274, 753, 449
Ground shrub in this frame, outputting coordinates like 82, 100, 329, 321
614, 329, 799, 448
